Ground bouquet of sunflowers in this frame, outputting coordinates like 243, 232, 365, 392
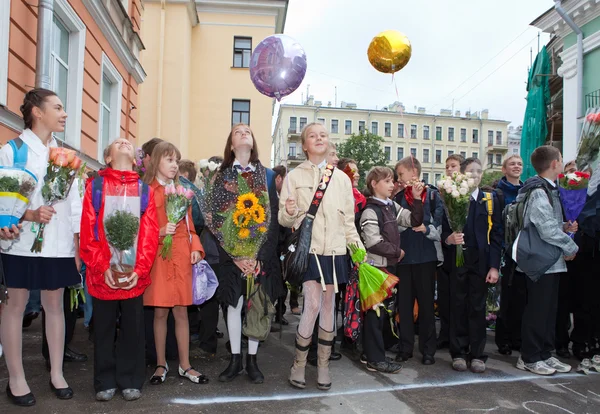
199, 163, 270, 271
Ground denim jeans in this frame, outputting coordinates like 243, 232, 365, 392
82, 266, 93, 327
25, 290, 41, 314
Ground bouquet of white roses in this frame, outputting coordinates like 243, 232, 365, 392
197, 159, 221, 192
437, 172, 476, 267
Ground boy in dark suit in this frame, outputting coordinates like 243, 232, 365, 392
443, 158, 502, 373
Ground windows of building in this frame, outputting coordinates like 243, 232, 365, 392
232, 99, 250, 125
233, 37, 252, 68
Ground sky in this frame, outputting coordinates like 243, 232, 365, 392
277, 0, 556, 126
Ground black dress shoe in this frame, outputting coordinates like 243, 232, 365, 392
572, 343, 588, 361
436, 340, 449, 350
49, 380, 73, 400
498, 344, 513, 356
246, 354, 264, 384
22, 312, 39, 328
329, 351, 342, 361
6, 384, 36, 407
64, 346, 88, 362
395, 353, 413, 362
215, 329, 224, 339
556, 347, 571, 359
422, 355, 435, 365
218, 354, 244, 382
274, 316, 289, 326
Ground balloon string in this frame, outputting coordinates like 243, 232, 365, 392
393, 75, 409, 139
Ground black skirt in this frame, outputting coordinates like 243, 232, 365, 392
2, 254, 80, 290
303, 254, 350, 285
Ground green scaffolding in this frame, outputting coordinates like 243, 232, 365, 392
520, 46, 551, 180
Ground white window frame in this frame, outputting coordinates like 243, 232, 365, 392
435, 125, 443, 141
330, 118, 339, 134
0, 0, 10, 106
345, 119, 352, 135
422, 172, 429, 184
472, 128, 479, 144
299, 116, 307, 131
289, 116, 297, 132
422, 148, 429, 163
359, 120, 366, 134
384, 121, 391, 138
53, 0, 86, 148
410, 124, 417, 139
435, 149, 442, 164
435, 173, 441, 183
472, 152, 479, 159
398, 123, 405, 138
447, 126, 455, 142
371, 121, 379, 135
316, 117, 325, 125
97, 53, 123, 162
423, 125, 430, 140
460, 127, 467, 142
384, 145, 391, 162
397, 146, 404, 161
410, 147, 417, 158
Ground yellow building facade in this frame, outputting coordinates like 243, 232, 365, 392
138, 0, 288, 163
273, 101, 510, 184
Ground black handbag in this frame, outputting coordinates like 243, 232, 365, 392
282, 164, 335, 286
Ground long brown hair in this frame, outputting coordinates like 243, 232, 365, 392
20, 88, 58, 129
221, 123, 260, 170
143, 141, 182, 184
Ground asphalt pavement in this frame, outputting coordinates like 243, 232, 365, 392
1, 309, 599, 414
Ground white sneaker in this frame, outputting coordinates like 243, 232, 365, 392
544, 357, 572, 373
516, 356, 556, 375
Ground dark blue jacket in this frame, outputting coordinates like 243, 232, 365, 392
496, 176, 522, 207
442, 189, 503, 275
394, 187, 443, 265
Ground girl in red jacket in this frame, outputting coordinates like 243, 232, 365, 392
80, 138, 159, 402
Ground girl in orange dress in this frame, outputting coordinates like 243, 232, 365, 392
142, 142, 207, 385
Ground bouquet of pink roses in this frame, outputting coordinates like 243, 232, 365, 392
160, 182, 194, 259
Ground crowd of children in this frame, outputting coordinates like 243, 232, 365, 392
0, 89, 598, 408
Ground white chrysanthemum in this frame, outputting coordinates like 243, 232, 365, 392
451, 184, 457, 192
451, 190, 460, 198
198, 159, 209, 169
459, 187, 468, 195
460, 181, 469, 189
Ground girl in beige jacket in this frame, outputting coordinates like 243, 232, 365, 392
279, 123, 363, 391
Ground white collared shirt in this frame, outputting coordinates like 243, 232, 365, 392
471, 188, 480, 201
233, 160, 256, 173
0, 129, 81, 258
543, 177, 557, 188
373, 196, 392, 205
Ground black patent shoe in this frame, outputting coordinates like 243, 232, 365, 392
556, 347, 571, 359
6, 384, 36, 407
218, 354, 244, 382
64, 346, 88, 362
215, 328, 224, 339
49, 380, 73, 400
246, 354, 264, 384
498, 344, 513, 356
150, 364, 169, 385
329, 351, 342, 361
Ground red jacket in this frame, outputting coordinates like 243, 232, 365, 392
80, 168, 159, 300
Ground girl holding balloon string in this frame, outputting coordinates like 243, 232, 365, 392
279, 122, 364, 391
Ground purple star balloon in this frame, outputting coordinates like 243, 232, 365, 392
250, 35, 307, 101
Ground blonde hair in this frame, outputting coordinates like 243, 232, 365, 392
300, 122, 328, 157
502, 154, 523, 169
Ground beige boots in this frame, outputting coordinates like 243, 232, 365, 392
317, 327, 334, 390
289, 331, 311, 389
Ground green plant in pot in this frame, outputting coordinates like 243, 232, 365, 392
104, 210, 140, 288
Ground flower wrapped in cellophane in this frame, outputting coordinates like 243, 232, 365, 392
349, 243, 399, 311
0, 167, 37, 228
161, 182, 194, 259
199, 165, 270, 272
134, 147, 145, 179
196, 159, 221, 193
437, 171, 477, 267
558, 171, 590, 238
575, 108, 600, 172
31, 147, 83, 253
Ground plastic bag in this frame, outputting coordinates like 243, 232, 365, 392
192, 260, 219, 305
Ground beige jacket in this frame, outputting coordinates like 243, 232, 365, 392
278, 161, 364, 256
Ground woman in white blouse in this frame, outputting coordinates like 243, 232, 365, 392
0, 89, 82, 407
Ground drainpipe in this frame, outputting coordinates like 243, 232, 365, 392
554, 0, 584, 120
156, 0, 167, 137
35, 0, 54, 89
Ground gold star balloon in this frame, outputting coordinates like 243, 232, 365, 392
367, 30, 412, 74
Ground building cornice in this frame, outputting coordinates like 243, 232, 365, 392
277, 104, 511, 125
82, 0, 147, 83
531, 0, 600, 38
558, 29, 600, 77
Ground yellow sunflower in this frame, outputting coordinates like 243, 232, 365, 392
252, 205, 266, 224
236, 193, 259, 213
233, 209, 251, 227
238, 228, 250, 239
258, 226, 267, 233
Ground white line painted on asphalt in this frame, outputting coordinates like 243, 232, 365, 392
521, 401, 576, 414
457, 407, 500, 412
547, 382, 588, 399
171, 372, 596, 406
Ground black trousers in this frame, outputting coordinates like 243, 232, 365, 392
364, 308, 386, 363
289, 286, 299, 310
396, 261, 437, 357
42, 288, 77, 360
93, 296, 145, 392
449, 249, 487, 361
495, 260, 527, 350
197, 296, 219, 353
436, 266, 451, 343
521, 272, 561, 363
570, 251, 599, 347
555, 271, 571, 350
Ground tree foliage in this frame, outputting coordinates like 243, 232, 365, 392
336, 132, 388, 189
481, 171, 503, 188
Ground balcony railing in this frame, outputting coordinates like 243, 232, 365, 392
288, 128, 297, 134
585, 89, 600, 111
